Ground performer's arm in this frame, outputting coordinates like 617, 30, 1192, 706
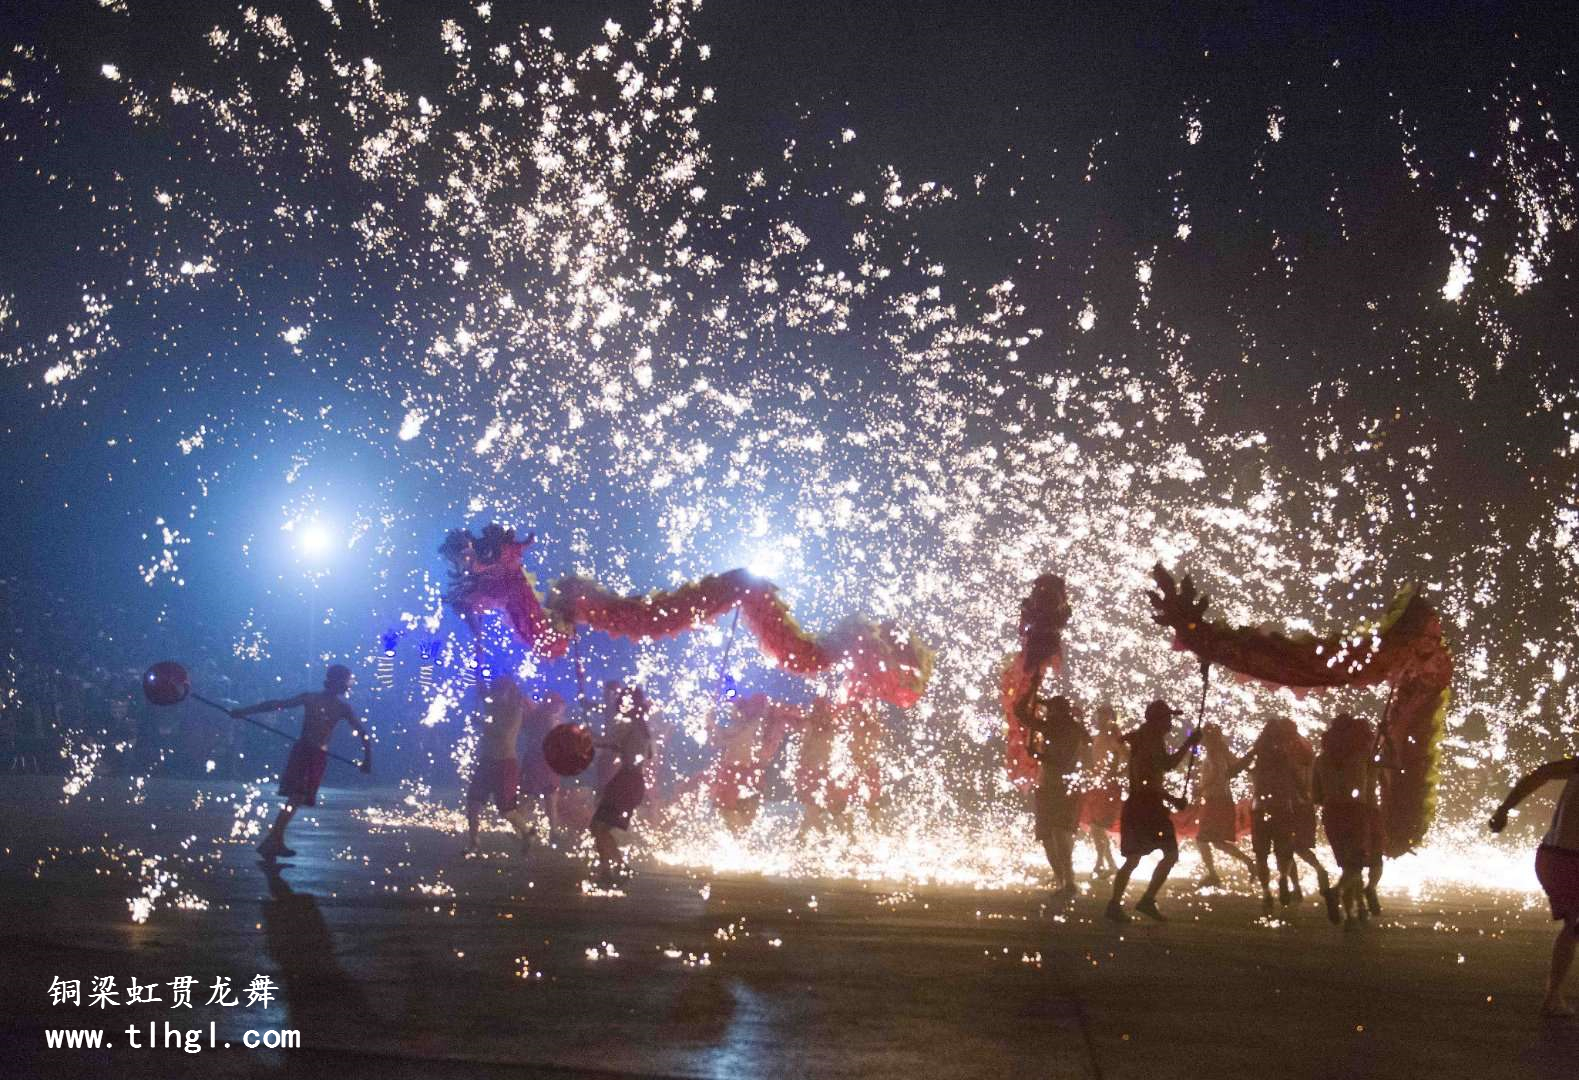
1490, 758, 1579, 832
346, 711, 373, 773
230, 694, 308, 718
1164, 729, 1201, 770
1228, 747, 1255, 778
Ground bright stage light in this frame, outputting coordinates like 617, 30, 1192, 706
299, 521, 333, 558
747, 546, 785, 579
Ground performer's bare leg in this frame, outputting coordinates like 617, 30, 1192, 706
1256, 848, 1275, 912
1136, 849, 1178, 921
542, 790, 562, 844
1042, 830, 1075, 894
1543, 916, 1579, 1018
259, 805, 298, 858
1288, 852, 1326, 896
465, 801, 483, 854
591, 821, 622, 883
1197, 840, 1221, 887
1090, 826, 1116, 878
1107, 855, 1143, 921
1214, 841, 1255, 871
1364, 857, 1384, 915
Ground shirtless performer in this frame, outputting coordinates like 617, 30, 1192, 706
1491, 755, 1579, 1017
1086, 704, 1125, 880
519, 691, 567, 844
590, 684, 653, 887
1313, 712, 1382, 927
1246, 716, 1339, 923
231, 664, 371, 860
465, 675, 535, 855
1106, 700, 1200, 923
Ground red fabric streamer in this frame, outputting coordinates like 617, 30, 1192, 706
1000, 574, 1072, 786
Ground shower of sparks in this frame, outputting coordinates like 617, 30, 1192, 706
2, 1, 1579, 899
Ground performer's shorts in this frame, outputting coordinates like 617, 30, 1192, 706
519, 752, 561, 799
1322, 800, 1376, 871
1536, 844, 1579, 922
467, 757, 521, 813
1252, 796, 1316, 859
1252, 797, 1293, 859
592, 766, 646, 831
279, 743, 329, 808
1120, 791, 1178, 858
1035, 781, 1081, 837
1197, 793, 1239, 844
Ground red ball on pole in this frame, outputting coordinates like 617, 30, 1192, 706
542, 722, 595, 777
142, 661, 192, 707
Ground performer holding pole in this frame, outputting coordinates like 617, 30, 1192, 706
1314, 712, 1382, 928
1245, 716, 1339, 922
519, 691, 568, 845
464, 674, 536, 855
230, 664, 371, 860
1490, 755, 1579, 1018
590, 683, 653, 888
1106, 700, 1199, 924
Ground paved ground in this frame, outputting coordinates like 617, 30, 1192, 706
0, 775, 1574, 1079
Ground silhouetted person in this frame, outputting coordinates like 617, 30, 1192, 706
1245, 716, 1337, 922
1020, 691, 1089, 900
590, 683, 652, 887
1193, 723, 1255, 888
1314, 712, 1382, 928
464, 675, 534, 854
519, 691, 567, 844
231, 664, 371, 860
1086, 704, 1125, 880
1490, 756, 1579, 1017
1106, 700, 1199, 923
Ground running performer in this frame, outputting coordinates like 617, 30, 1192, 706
1106, 700, 1199, 923
1313, 712, 1382, 928
1086, 703, 1125, 880
1193, 723, 1255, 889
1490, 756, 1579, 1017
465, 675, 535, 855
1246, 716, 1338, 922
590, 684, 653, 886
519, 691, 567, 844
231, 664, 371, 860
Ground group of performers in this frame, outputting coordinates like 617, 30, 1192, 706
229, 665, 653, 888
1019, 687, 1393, 927
227, 658, 1579, 1018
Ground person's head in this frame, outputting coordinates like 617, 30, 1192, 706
1093, 702, 1118, 734
1322, 711, 1371, 761
1143, 699, 1181, 733
1047, 695, 1080, 727
1199, 722, 1230, 758
488, 673, 520, 702
324, 664, 353, 695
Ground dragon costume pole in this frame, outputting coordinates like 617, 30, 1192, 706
1181, 660, 1212, 805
